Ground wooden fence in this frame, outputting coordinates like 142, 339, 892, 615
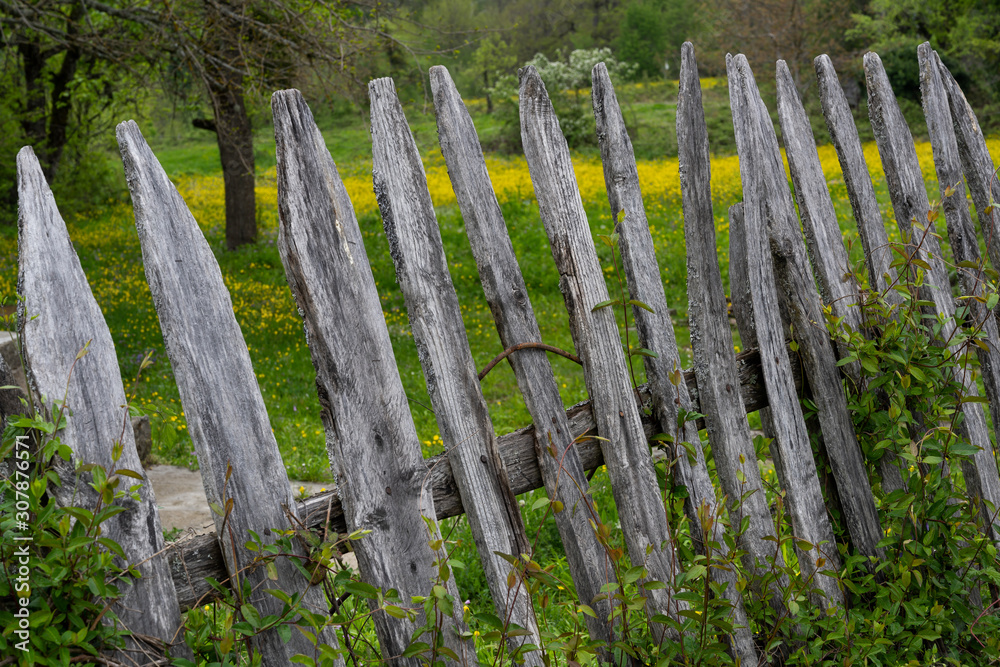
8, 40, 1000, 666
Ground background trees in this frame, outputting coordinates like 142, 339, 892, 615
3, 0, 998, 241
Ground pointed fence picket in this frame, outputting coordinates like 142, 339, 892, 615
16, 147, 190, 663
677, 44, 790, 622
865, 54, 1000, 543
11, 42, 1000, 667
591, 61, 757, 663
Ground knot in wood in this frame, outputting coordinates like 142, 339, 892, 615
385, 486, 391, 495
480, 454, 488, 464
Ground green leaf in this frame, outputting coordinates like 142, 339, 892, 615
628, 299, 655, 313
591, 299, 618, 311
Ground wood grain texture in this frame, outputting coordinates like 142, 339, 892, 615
776, 59, 863, 386
369, 77, 543, 665
677, 43, 788, 621
116, 122, 342, 665
592, 59, 756, 662
168, 347, 800, 611
918, 44, 1000, 543
271, 89, 474, 664
814, 54, 905, 494
16, 146, 190, 663
865, 52, 1000, 538
814, 55, 898, 299
741, 58, 884, 568
429, 66, 617, 647
519, 64, 687, 631
936, 55, 1000, 275
728, 54, 844, 609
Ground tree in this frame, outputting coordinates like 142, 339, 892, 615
1, 0, 384, 246
617, 0, 698, 78
702, 0, 866, 92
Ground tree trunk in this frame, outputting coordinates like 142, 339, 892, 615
205, 64, 256, 250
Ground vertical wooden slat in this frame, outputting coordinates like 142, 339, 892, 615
677, 43, 789, 620
918, 44, 1000, 543
776, 59, 863, 383
16, 146, 190, 662
814, 54, 907, 495
865, 53, 1000, 542
271, 89, 474, 664
369, 77, 543, 666
428, 66, 617, 647
727, 54, 844, 609
591, 61, 756, 662
518, 64, 687, 630
935, 53, 1000, 273
116, 122, 342, 666
814, 55, 899, 299
739, 57, 885, 568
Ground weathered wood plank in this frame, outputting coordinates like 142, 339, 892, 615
814, 55, 906, 494
918, 43, 1000, 543
865, 52, 1000, 541
271, 89, 474, 664
170, 346, 802, 612
369, 77, 543, 665
677, 42, 788, 622
776, 59, 863, 386
592, 60, 756, 662
116, 122, 342, 665
519, 64, 687, 632
728, 54, 844, 609
741, 58, 885, 568
935, 54, 1000, 274
814, 54, 898, 299
16, 146, 190, 663
429, 66, 616, 647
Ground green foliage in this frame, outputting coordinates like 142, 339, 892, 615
0, 413, 143, 664
617, 0, 699, 78
849, 0, 1000, 102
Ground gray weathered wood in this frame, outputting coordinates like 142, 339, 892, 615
865, 52, 1000, 541
369, 77, 543, 665
169, 346, 802, 611
429, 65, 616, 647
519, 64, 687, 633
116, 122, 342, 665
741, 58, 885, 568
728, 54, 844, 609
814, 54, 906, 495
592, 60, 756, 662
935, 54, 1000, 274
776, 59, 863, 387
918, 44, 1000, 543
677, 43, 788, 621
16, 146, 190, 663
814, 54, 898, 299
271, 89, 474, 664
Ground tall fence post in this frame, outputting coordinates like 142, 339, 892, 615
865, 53, 1000, 543
728, 54, 844, 609
519, 64, 688, 635
16, 146, 190, 662
677, 43, 790, 625
369, 77, 544, 666
591, 60, 757, 662
429, 65, 618, 649
117, 122, 343, 665
271, 89, 475, 664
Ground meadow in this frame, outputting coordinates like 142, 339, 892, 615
3, 77, 998, 631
